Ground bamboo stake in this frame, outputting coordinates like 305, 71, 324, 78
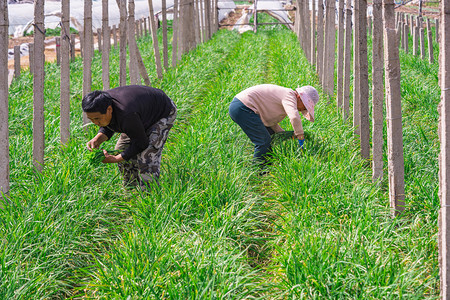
33, 0, 45, 171
60, 0, 70, 144
439, 1, 450, 295
372, 0, 384, 181
343, 0, 352, 120
102, 0, 110, 90
382, 0, 406, 216
0, 0, 9, 196
148, 0, 163, 79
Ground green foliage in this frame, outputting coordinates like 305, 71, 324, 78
2, 12, 440, 299
86, 149, 121, 165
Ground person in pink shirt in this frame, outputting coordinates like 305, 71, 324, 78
229, 84, 319, 165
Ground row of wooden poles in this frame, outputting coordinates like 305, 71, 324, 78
294, 0, 438, 216
295, 0, 450, 296
0, 0, 220, 196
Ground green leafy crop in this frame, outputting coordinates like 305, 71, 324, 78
86, 149, 120, 165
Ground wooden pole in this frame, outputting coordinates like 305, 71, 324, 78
60, 0, 70, 144
117, 0, 128, 86
0, 0, 9, 196
317, 0, 324, 82
199, 0, 205, 43
337, 0, 345, 108
97, 28, 102, 53
311, 0, 316, 67
148, 0, 163, 79
83, 0, 93, 126
359, 0, 370, 160
254, 0, 258, 33
70, 33, 76, 61
55, 37, 61, 65
427, 18, 434, 63
382, 0, 406, 216
420, 27, 425, 60
128, 0, 150, 85
172, 0, 179, 67
195, 0, 202, 44
304, 0, 311, 62
33, 0, 45, 172
14, 46, 20, 79
439, 1, 450, 296
323, 0, 335, 97
436, 18, 440, 45
162, 0, 169, 71
343, 0, 352, 120
102, 0, 110, 90
128, 0, 139, 85
372, 0, 384, 181
29, 43, 34, 74
353, 0, 360, 135
144, 17, 148, 36
404, 23, 409, 53
112, 24, 118, 49
205, 0, 211, 41
135, 20, 140, 39
413, 23, 419, 56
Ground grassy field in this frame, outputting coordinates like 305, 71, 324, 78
1, 14, 440, 299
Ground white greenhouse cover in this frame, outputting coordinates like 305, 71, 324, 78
8, 0, 175, 36
7, 0, 235, 37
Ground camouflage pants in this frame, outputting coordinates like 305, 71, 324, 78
115, 103, 177, 188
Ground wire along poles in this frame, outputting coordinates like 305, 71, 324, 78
382, 0, 406, 216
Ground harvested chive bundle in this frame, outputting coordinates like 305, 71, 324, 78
86, 149, 121, 165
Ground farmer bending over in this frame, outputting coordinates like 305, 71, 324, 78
82, 85, 177, 188
228, 84, 319, 165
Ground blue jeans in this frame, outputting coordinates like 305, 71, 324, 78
228, 97, 272, 163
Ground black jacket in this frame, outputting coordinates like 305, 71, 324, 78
98, 85, 174, 160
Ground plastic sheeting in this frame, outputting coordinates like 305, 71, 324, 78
233, 0, 293, 33
8, 0, 174, 36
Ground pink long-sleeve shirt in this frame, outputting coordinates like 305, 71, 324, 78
235, 84, 304, 138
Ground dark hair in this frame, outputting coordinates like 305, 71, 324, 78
82, 90, 113, 114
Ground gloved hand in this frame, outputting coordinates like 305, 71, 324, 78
298, 139, 305, 149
